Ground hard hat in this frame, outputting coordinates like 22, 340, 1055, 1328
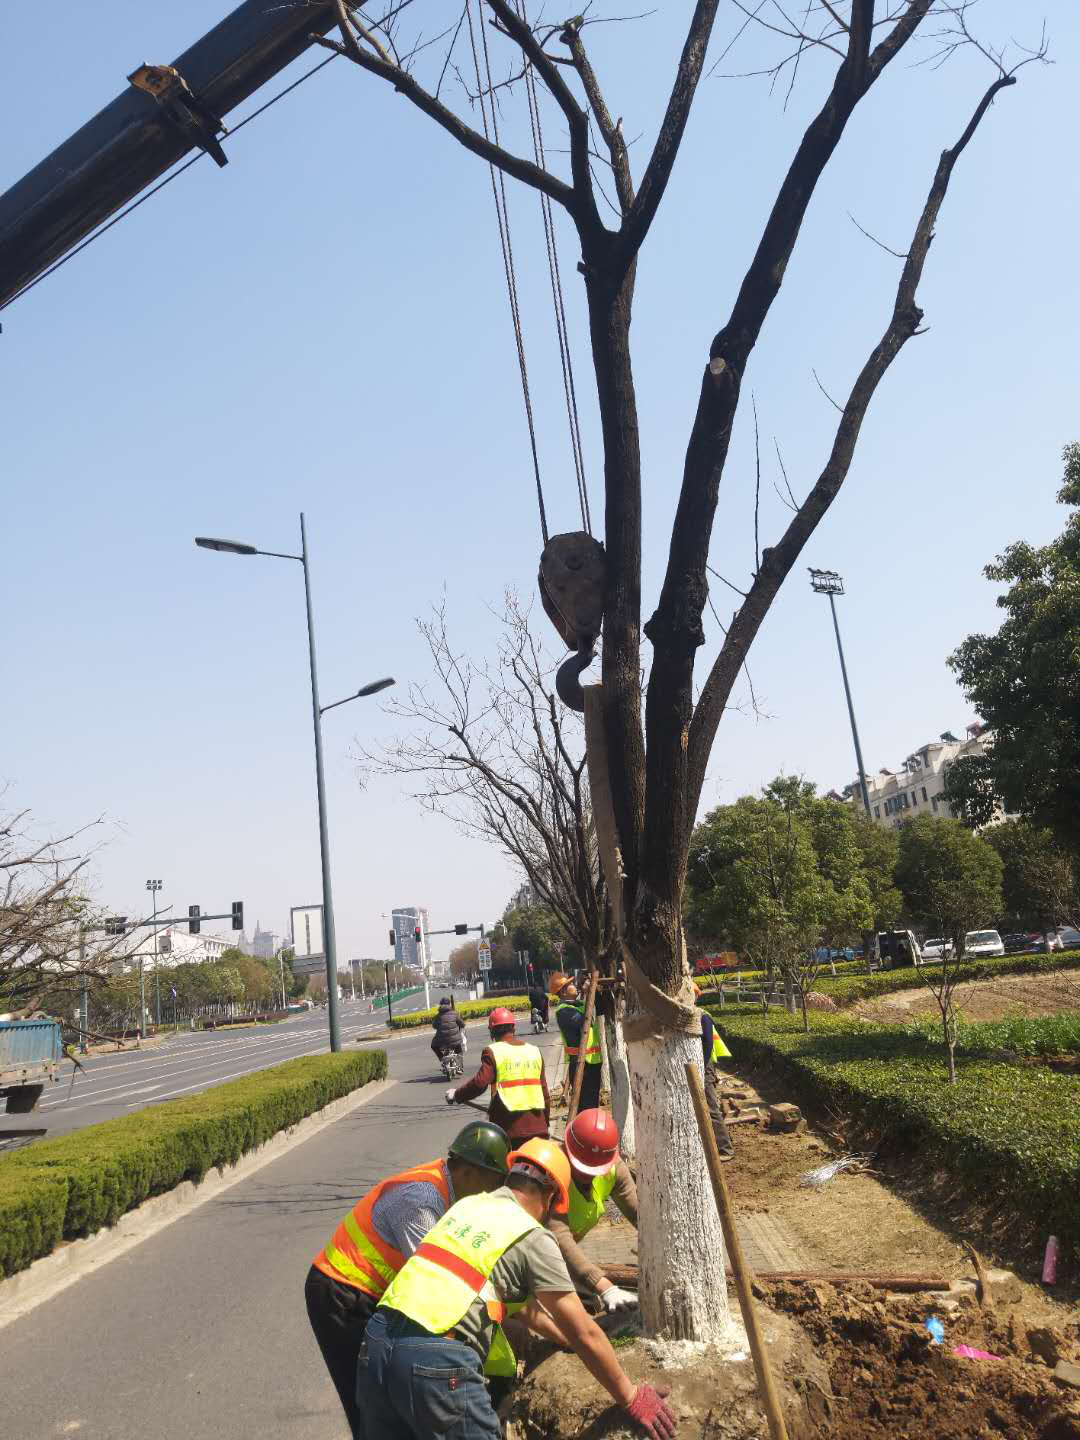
447, 1120, 510, 1176
564, 1108, 620, 1176
487, 1007, 516, 1033
548, 972, 571, 998
506, 1138, 571, 1214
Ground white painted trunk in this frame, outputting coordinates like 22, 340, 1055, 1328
603, 1011, 636, 1161
627, 1029, 730, 1339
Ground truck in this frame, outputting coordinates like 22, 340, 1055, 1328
0, 1017, 63, 1113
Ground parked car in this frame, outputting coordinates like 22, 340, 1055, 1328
1056, 926, 1080, 949
1029, 931, 1064, 953
877, 929, 920, 969
1002, 932, 1033, 955
920, 937, 953, 962
963, 929, 1005, 959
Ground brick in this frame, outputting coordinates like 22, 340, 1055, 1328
768, 1103, 804, 1132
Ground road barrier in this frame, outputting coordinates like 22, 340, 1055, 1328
371, 985, 426, 1011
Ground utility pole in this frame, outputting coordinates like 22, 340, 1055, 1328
809, 569, 871, 816
278, 948, 287, 1011
78, 928, 89, 1055
146, 879, 164, 1026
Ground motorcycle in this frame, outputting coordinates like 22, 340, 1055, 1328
439, 1046, 464, 1081
531, 1007, 548, 1034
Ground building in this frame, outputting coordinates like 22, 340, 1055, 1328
391, 906, 430, 971
844, 723, 996, 829
510, 881, 535, 911
252, 921, 278, 960
114, 925, 231, 974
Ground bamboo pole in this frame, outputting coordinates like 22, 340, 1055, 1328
686, 1063, 789, 1440
567, 967, 599, 1126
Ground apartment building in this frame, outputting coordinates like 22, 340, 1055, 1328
844, 723, 993, 828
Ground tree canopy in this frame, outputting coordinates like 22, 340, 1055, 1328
946, 444, 1080, 848
894, 815, 1003, 953
984, 819, 1077, 934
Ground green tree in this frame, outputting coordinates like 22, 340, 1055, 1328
850, 815, 903, 932
895, 816, 1004, 1083
946, 445, 1080, 847
984, 819, 1077, 938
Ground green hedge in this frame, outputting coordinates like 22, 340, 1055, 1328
0, 1049, 386, 1278
710, 1008, 1080, 1256
389, 996, 532, 1031
816, 948, 1080, 1006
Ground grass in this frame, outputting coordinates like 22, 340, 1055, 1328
0, 1048, 386, 1278
707, 1006, 1080, 1257
904, 1011, 1080, 1058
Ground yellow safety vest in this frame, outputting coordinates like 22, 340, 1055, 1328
710, 1030, 732, 1062
566, 1167, 619, 1243
557, 1002, 602, 1066
489, 1040, 544, 1111
379, 1192, 538, 1378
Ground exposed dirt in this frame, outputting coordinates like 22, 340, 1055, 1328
853, 969, 1080, 1024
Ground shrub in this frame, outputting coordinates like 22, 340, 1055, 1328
709, 1008, 1080, 1255
0, 1049, 386, 1277
389, 996, 532, 1030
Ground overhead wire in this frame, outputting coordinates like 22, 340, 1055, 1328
465, 0, 549, 544
0, 53, 339, 315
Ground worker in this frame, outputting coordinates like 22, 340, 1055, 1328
305, 1120, 510, 1439
547, 1107, 639, 1312
357, 1137, 678, 1440
445, 1006, 550, 1143
695, 985, 735, 1161
552, 976, 602, 1112
431, 994, 466, 1065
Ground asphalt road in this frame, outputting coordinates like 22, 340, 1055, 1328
0, 1022, 562, 1440
30, 990, 435, 1140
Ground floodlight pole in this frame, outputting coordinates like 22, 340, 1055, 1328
810, 570, 871, 817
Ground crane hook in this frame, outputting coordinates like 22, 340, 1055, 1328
555, 637, 595, 713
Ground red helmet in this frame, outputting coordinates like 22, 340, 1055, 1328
564, 1108, 619, 1177
487, 1007, 517, 1033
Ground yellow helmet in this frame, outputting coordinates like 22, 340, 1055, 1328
506, 1138, 571, 1214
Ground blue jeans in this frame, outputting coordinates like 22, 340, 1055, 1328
356, 1309, 502, 1440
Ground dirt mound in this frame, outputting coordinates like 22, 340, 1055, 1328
508, 1306, 829, 1439
854, 969, 1080, 1024
766, 1280, 1080, 1439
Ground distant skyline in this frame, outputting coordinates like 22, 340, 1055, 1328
4, 2, 1076, 965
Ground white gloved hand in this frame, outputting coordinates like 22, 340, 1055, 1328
600, 1285, 638, 1313
445, 1087, 458, 1105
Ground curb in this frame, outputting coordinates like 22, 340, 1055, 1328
0, 1075, 396, 1332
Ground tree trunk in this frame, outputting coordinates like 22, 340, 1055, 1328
604, 1005, 636, 1162
627, 1028, 730, 1339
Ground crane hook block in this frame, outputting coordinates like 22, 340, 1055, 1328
539, 533, 605, 713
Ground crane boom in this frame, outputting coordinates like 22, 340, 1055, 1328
0, 0, 342, 310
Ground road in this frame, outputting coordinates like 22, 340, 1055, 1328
28, 991, 435, 1140
0, 1022, 562, 1440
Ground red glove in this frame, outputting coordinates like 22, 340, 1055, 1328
625, 1383, 678, 1438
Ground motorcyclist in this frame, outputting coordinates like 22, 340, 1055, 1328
430, 995, 466, 1063
528, 981, 549, 1026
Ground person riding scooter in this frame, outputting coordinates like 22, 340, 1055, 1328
430, 995, 465, 1065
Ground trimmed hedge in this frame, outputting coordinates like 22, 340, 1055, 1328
709, 1007, 1080, 1255
389, 996, 532, 1031
0, 1049, 386, 1278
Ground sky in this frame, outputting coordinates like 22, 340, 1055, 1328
3, 2, 1077, 966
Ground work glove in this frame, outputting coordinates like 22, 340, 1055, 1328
624, 1384, 678, 1439
600, 1285, 638, 1313
445, 1087, 458, 1105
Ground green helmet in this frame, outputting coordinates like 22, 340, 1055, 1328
448, 1120, 510, 1177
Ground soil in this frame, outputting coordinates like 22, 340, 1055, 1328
853, 969, 1080, 1025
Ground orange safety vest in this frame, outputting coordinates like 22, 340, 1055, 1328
312, 1157, 451, 1298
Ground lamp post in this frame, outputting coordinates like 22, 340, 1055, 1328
196, 517, 394, 1052
146, 879, 163, 1027
809, 569, 871, 817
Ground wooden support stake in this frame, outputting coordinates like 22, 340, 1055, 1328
567, 967, 599, 1127
686, 1063, 789, 1440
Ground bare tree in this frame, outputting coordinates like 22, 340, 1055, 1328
359, 596, 637, 1149
324, 0, 1046, 1339
0, 806, 123, 1017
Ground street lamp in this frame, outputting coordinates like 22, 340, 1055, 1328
146, 878, 164, 1030
808, 569, 871, 817
196, 516, 395, 1052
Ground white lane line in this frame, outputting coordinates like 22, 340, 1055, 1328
49, 1084, 164, 1116
126, 1040, 332, 1104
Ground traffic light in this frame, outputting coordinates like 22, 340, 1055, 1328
414, 927, 422, 944
188, 904, 201, 935
231, 900, 243, 932
454, 923, 468, 935
389, 929, 396, 947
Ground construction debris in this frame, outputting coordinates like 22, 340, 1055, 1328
799, 1155, 872, 1188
